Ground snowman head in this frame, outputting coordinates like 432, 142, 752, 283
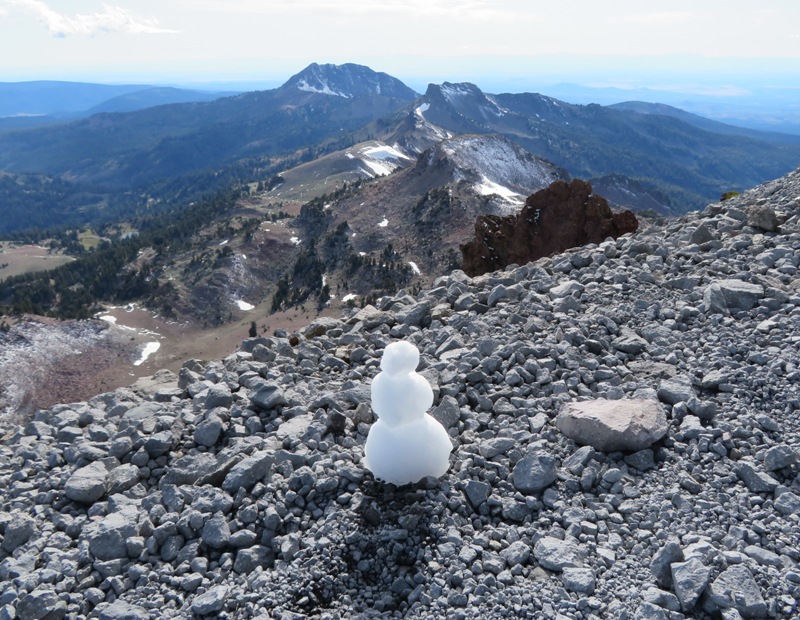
380, 340, 420, 375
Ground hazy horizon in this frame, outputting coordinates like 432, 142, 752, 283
1, 1, 799, 132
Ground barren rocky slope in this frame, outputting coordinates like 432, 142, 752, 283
1, 168, 800, 619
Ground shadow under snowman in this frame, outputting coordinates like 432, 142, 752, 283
364, 340, 453, 486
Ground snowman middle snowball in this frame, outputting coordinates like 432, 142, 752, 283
363, 341, 453, 485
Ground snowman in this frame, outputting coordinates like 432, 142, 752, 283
363, 340, 453, 485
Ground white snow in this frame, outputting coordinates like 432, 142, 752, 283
296, 79, 350, 98
440, 83, 475, 102
346, 153, 355, 159
408, 261, 421, 275
362, 145, 411, 161
290, 237, 302, 245
415, 103, 430, 119
98, 315, 117, 325
475, 176, 524, 203
234, 300, 254, 311
378, 218, 389, 228
342, 293, 357, 303
134, 342, 160, 367
363, 341, 452, 485
219, 239, 229, 246
362, 159, 394, 177
359, 252, 367, 257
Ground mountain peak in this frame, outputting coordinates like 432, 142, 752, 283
282, 63, 417, 100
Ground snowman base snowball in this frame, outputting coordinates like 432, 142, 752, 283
363, 341, 452, 485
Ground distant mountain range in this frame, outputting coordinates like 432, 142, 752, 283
0, 81, 233, 120
1, 61, 800, 236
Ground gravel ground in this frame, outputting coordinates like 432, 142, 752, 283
1, 168, 800, 619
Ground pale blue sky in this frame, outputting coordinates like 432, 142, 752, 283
0, 0, 798, 93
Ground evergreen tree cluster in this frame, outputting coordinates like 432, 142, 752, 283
0, 190, 239, 319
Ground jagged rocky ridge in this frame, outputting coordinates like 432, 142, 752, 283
2, 169, 800, 619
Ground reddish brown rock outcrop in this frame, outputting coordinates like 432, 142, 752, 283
460, 179, 638, 277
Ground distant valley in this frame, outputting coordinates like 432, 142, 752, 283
2, 61, 800, 332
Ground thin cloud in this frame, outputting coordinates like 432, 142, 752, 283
2, 0, 178, 36
185, 0, 536, 21
616, 12, 696, 26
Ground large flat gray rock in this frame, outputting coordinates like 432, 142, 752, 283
556, 399, 668, 452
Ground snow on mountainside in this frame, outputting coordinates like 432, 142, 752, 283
440, 135, 564, 207
281, 63, 418, 101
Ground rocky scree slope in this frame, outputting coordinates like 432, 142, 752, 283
2, 169, 800, 619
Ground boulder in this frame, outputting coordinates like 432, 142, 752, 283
747, 204, 780, 232
533, 536, 585, 571
191, 585, 229, 615
64, 461, 109, 504
512, 451, 557, 494
671, 557, 712, 612
87, 507, 139, 561
707, 565, 768, 618
703, 279, 764, 314
221, 450, 274, 493
555, 399, 668, 452
461, 179, 638, 277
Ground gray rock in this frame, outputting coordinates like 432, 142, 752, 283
463, 480, 491, 509
395, 301, 431, 327
763, 445, 797, 471
204, 384, 233, 409
555, 399, 667, 452
1, 513, 35, 553
500, 540, 530, 567
636, 603, 668, 620
533, 536, 585, 571
561, 567, 595, 594
512, 451, 557, 494
549, 280, 584, 299
650, 538, 684, 589
192, 585, 229, 615
563, 445, 596, 474
747, 204, 780, 232
707, 565, 768, 618
479, 437, 516, 459
704, 279, 764, 314
612, 329, 648, 355
691, 223, 716, 244
144, 430, 176, 458
671, 557, 712, 612
64, 461, 108, 504
302, 316, 342, 338
88, 506, 139, 561
106, 464, 140, 495
743, 545, 782, 567
249, 382, 287, 410
775, 491, 800, 515
162, 453, 227, 486
194, 414, 225, 447
201, 514, 231, 549
233, 545, 274, 573
97, 601, 150, 620
222, 450, 274, 493
641, 587, 681, 611
16, 588, 66, 620
657, 376, 696, 405
734, 460, 779, 493
430, 395, 460, 429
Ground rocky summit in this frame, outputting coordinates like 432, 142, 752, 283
460, 179, 639, 277
2, 167, 800, 620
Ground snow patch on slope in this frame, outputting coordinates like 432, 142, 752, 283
297, 79, 351, 98
442, 135, 560, 201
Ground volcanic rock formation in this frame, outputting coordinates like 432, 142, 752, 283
461, 179, 638, 276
